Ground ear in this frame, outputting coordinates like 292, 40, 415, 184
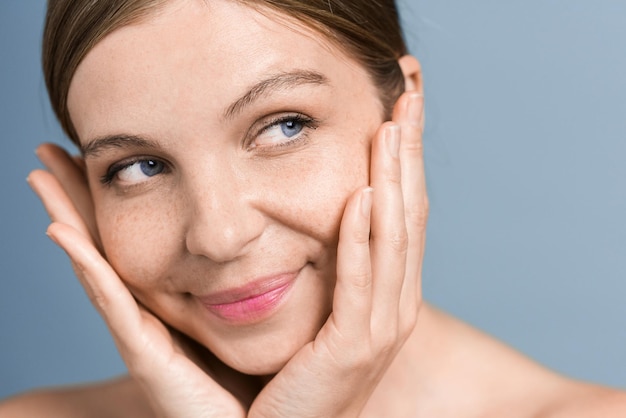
398, 55, 422, 93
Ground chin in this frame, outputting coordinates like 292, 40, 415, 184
214, 310, 330, 377
209, 337, 303, 377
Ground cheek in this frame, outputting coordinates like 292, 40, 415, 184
263, 135, 372, 245
95, 196, 183, 287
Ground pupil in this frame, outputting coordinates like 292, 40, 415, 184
140, 160, 163, 177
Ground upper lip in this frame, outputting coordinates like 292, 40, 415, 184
196, 270, 300, 306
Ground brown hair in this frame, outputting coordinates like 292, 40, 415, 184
43, 0, 408, 145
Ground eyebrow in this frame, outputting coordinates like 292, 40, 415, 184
81, 70, 329, 157
81, 134, 160, 158
223, 70, 329, 120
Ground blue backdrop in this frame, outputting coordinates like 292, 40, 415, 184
1, 0, 625, 398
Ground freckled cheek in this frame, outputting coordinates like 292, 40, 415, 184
95, 199, 182, 287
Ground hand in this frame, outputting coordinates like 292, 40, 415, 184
28, 144, 254, 418
248, 90, 428, 418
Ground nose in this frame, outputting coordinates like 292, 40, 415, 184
183, 176, 265, 263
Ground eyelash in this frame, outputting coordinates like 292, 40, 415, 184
100, 113, 319, 186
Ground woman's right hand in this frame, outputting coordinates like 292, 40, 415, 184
28, 144, 251, 418
248, 89, 427, 418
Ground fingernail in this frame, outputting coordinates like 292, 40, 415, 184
361, 187, 373, 218
385, 124, 400, 158
407, 92, 423, 125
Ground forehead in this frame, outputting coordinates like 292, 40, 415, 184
67, 0, 375, 143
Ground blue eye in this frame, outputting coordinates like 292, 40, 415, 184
137, 160, 164, 177
280, 119, 303, 137
253, 114, 316, 148
102, 158, 166, 186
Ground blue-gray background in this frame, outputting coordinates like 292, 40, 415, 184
1, 0, 625, 399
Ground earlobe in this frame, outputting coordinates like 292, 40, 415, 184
398, 55, 422, 93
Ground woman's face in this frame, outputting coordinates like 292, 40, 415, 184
68, 0, 385, 375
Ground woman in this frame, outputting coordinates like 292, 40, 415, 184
1, 0, 625, 416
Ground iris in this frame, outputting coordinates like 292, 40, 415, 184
139, 160, 164, 177
280, 119, 303, 137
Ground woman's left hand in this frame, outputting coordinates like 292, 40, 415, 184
248, 90, 427, 418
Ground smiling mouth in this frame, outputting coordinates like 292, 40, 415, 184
196, 270, 300, 324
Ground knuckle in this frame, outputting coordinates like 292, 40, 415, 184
382, 164, 401, 184
328, 340, 372, 370
350, 269, 372, 289
374, 328, 399, 356
402, 127, 424, 153
89, 290, 110, 313
406, 198, 429, 229
71, 263, 108, 312
387, 229, 409, 253
352, 226, 371, 245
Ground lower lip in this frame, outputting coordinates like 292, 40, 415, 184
200, 274, 297, 324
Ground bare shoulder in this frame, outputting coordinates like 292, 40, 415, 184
0, 376, 154, 418
417, 305, 626, 418
539, 381, 626, 418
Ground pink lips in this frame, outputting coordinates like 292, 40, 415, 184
197, 271, 298, 324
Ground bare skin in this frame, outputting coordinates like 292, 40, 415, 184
2, 305, 625, 417
2, 0, 625, 416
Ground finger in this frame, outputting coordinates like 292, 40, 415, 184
48, 223, 246, 416
28, 169, 93, 242
36, 143, 100, 243
46, 222, 142, 349
369, 122, 408, 334
332, 187, 374, 341
392, 92, 427, 326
